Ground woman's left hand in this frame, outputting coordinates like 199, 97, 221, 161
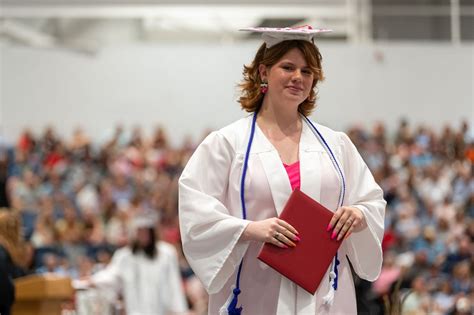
327, 206, 366, 241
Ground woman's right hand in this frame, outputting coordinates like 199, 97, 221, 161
240, 218, 300, 248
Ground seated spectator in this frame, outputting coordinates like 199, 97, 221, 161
433, 279, 456, 314
372, 251, 401, 296
36, 253, 67, 275
451, 261, 472, 295
30, 197, 57, 248
105, 201, 130, 248
56, 201, 86, 263
402, 276, 431, 314
442, 235, 472, 274
411, 226, 445, 265
9, 168, 41, 212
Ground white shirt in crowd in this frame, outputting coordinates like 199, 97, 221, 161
92, 241, 188, 315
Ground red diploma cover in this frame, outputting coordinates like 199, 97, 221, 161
257, 189, 342, 294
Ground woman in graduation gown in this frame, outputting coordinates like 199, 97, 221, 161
179, 26, 386, 315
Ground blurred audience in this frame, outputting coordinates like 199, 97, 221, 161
0, 118, 472, 314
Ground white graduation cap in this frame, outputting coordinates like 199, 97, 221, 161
239, 25, 332, 48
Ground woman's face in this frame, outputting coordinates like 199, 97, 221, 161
260, 47, 314, 108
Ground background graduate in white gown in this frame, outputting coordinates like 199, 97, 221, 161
90, 214, 189, 315
179, 26, 386, 315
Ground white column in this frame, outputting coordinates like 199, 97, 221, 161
359, 0, 373, 43
346, 0, 359, 43
450, 0, 461, 44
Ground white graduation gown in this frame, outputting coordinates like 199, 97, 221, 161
92, 241, 188, 315
179, 115, 386, 315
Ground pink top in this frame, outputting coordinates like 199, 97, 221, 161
283, 161, 300, 190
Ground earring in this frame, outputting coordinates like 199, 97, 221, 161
260, 81, 268, 94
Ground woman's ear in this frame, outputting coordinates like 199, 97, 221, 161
258, 64, 268, 81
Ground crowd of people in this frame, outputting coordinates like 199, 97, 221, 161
0, 118, 472, 315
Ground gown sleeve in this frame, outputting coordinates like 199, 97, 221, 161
179, 131, 251, 294
339, 132, 386, 281
91, 249, 124, 290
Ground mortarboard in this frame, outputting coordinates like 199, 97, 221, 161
239, 25, 332, 48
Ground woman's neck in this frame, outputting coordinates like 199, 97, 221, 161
258, 98, 301, 133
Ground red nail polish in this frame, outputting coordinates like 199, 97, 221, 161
282, 245, 289, 249
331, 232, 336, 239
326, 224, 332, 231
295, 236, 301, 242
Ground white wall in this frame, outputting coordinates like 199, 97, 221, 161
1, 41, 473, 146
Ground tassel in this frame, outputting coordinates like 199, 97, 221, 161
323, 255, 340, 306
219, 286, 243, 315
322, 271, 337, 306
322, 286, 335, 305
227, 287, 243, 315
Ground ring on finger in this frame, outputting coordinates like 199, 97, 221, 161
274, 232, 280, 240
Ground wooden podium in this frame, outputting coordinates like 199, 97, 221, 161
12, 274, 74, 315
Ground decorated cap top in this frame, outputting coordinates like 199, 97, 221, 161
239, 25, 332, 48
